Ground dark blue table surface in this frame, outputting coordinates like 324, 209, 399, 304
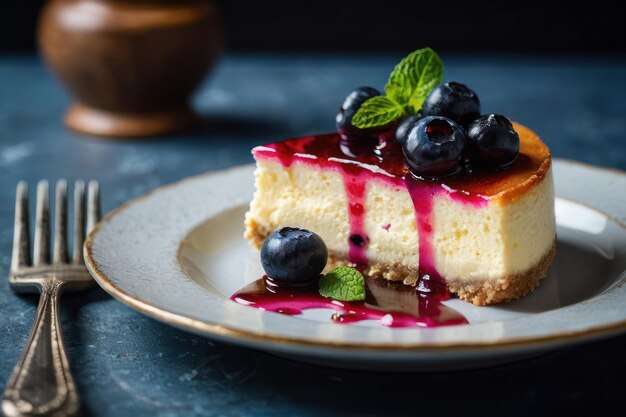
1, 54, 626, 417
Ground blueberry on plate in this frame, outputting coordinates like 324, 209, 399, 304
467, 114, 520, 168
336, 86, 381, 141
260, 227, 328, 288
394, 113, 422, 145
401, 116, 467, 178
421, 82, 481, 126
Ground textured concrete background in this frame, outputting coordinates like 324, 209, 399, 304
1, 54, 625, 416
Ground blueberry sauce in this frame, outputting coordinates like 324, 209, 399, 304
230, 275, 467, 328
344, 172, 369, 267
404, 177, 441, 283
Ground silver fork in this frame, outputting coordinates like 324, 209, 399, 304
2, 180, 101, 417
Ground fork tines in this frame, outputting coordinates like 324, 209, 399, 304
11, 180, 101, 272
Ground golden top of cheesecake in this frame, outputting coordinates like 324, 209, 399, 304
252, 122, 551, 205
441, 122, 551, 204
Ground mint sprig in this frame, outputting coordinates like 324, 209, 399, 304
351, 96, 404, 129
319, 266, 366, 302
352, 47, 443, 129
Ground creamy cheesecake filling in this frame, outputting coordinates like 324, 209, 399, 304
245, 160, 554, 282
433, 168, 555, 281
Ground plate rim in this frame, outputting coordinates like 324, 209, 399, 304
84, 159, 626, 352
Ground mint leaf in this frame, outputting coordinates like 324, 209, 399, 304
351, 96, 404, 129
385, 47, 443, 113
319, 266, 366, 301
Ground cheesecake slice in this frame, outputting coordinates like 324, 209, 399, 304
244, 122, 556, 305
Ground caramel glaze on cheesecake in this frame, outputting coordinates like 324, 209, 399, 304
245, 122, 556, 305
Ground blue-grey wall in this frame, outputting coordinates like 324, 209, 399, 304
1, 0, 625, 53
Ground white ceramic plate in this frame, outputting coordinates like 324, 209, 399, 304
84, 160, 626, 371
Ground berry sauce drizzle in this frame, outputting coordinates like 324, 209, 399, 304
345, 172, 368, 267
230, 275, 467, 328
404, 178, 441, 283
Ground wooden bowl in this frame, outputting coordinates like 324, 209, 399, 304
38, 0, 223, 138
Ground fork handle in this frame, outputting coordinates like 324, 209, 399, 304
2, 282, 79, 417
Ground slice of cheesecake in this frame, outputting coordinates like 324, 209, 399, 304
244, 122, 556, 305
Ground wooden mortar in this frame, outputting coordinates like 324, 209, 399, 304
38, 0, 223, 138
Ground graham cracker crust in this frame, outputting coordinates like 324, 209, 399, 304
245, 219, 556, 306
446, 241, 556, 306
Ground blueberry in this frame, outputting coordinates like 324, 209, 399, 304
401, 116, 467, 177
394, 113, 422, 145
467, 114, 520, 168
336, 86, 381, 141
422, 82, 481, 126
349, 234, 368, 247
260, 227, 328, 288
